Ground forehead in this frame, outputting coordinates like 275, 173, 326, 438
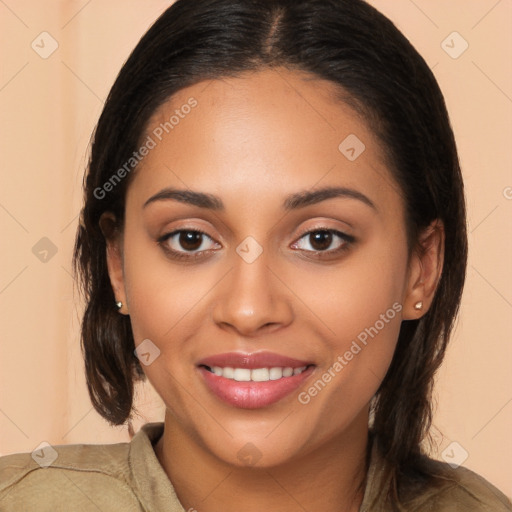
128, 67, 402, 216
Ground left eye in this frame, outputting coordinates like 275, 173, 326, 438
292, 229, 353, 253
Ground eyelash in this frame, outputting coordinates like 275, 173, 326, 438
157, 228, 355, 262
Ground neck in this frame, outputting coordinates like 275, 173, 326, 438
154, 411, 370, 512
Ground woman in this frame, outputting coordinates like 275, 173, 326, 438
0, 0, 510, 510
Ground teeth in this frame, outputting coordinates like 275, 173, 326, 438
251, 368, 269, 382
223, 367, 234, 379
208, 365, 308, 382
282, 367, 294, 377
269, 367, 282, 380
233, 368, 251, 382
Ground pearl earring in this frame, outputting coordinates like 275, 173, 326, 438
414, 301, 423, 310
116, 301, 123, 310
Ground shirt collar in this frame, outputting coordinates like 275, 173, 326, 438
129, 422, 186, 512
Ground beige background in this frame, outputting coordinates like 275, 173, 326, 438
0, 0, 511, 498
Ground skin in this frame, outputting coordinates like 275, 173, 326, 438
102, 67, 444, 512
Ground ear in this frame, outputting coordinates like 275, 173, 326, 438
99, 212, 129, 315
402, 219, 445, 320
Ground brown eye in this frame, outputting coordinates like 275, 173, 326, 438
158, 229, 219, 260
308, 231, 333, 251
178, 231, 204, 251
292, 229, 355, 258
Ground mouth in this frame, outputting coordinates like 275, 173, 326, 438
197, 352, 316, 409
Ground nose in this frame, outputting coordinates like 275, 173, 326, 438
212, 248, 294, 337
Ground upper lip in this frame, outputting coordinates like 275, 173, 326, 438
197, 351, 314, 370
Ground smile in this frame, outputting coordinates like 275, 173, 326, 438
197, 352, 315, 409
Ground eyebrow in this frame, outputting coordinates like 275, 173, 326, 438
143, 186, 377, 212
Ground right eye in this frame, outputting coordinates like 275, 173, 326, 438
158, 229, 220, 261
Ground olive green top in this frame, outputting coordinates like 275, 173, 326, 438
0, 422, 510, 511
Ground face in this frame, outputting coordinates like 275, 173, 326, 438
106, 67, 430, 468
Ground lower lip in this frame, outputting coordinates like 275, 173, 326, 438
198, 366, 315, 409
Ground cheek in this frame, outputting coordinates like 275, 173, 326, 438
121, 227, 224, 391
295, 286, 403, 441
293, 228, 408, 345
292, 232, 407, 422
121, 221, 201, 336
121, 236, 204, 415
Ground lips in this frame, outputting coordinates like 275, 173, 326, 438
197, 351, 315, 409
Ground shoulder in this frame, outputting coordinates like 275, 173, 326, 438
0, 440, 141, 511
405, 456, 512, 511
364, 435, 512, 511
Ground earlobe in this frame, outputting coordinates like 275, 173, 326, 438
99, 212, 129, 315
403, 219, 445, 320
